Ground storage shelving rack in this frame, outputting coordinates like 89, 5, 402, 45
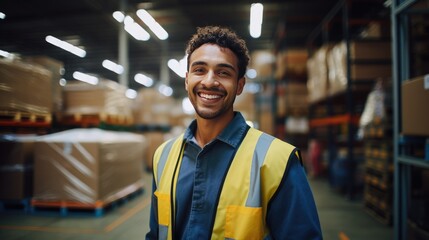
392, 0, 429, 239
306, 0, 390, 199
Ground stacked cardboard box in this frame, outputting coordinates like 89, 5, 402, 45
0, 59, 53, 114
62, 79, 134, 123
0, 135, 36, 200
33, 129, 146, 204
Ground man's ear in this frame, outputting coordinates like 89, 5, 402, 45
236, 77, 246, 95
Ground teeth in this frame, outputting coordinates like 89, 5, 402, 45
200, 93, 221, 99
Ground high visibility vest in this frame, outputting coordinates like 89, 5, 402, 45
152, 127, 297, 240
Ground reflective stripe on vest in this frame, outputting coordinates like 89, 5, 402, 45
153, 128, 295, 240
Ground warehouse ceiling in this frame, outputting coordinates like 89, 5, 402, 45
0, 0, 388, 98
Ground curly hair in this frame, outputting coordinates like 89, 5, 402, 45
185, 26, 250, 79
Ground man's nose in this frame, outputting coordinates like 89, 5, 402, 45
201, 71, 219, 87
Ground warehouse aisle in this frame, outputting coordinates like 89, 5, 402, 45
0, 170, 392, 240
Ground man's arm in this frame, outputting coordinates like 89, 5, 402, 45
266, 150, 323, 239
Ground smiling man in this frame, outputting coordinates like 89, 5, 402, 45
146, 26, 322, 240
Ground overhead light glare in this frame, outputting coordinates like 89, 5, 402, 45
0, 12, 5, 19
73, 71, 99, 85
136, 9, 169, 40
45, 35, 86, 57
182, 97, 195, 115
126, 89, 138, 99
250, 3, 263, 38
246, 68, 257, 79
158, 84, 173, 97
124, 16, 150, 41
102, 59, 124, 74
59, 78, 67, 86
112, 11, 125, 22
168, 55, 187, 78
134, 73, 154, 87
0, 49, 11, 58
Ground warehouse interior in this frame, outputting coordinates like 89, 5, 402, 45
0, 0, 428, 239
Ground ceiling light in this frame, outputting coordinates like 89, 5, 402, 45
168, 55, 187, 78
46, 35, 86, 57
136, 9, 169, 40
59, 78, 67, 86
112, 11, 125, 22
134, 73, 154, 87
250, 3, 263, 38
182, 97, 195, 115
0, 12, 5, 19
158, 84, 173, 97
102, 59, 124, 74
126, 89, 137, 99
124, 16, 150, 41
0, 49, 11, 58
73, 71, 99, 85
246, 68, 257, 79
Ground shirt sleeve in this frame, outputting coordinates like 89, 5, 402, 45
266, 149, 323, 240
145, 176, 159, 240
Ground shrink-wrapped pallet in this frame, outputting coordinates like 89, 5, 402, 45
33, 129, 146, 204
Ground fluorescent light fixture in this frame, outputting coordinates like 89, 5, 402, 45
124, 16, 150, 41
136, 9, 169, 40
102, 59, 124, 74
73, 71, 99, 85
168, 55, 187, 78
46, 35, 86, 57
182, 97, 195, 115
59, 78, 67, 86
134, 73, 154, 87
112, 11, 125, 22
250, 3, 263, 38
0, 12, 5, 19
0, 49, 11, 58
126, 89, 137, 99
246, 68, 257, 79
158, 84, 173, 97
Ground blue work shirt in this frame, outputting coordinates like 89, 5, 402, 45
146, 112, 322, 240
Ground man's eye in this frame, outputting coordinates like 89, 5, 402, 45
219, 70, 231, 76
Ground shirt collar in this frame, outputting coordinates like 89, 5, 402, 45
183, 112, 249, 148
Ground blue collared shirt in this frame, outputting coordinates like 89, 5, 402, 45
146, 112, 322, 240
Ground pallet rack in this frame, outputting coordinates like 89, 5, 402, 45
306, 0, 390, 198
392, 0, 429, 239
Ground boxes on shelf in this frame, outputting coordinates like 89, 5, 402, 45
277, 83, 308, 117
61, 79, 134, 124
234, 91, 256, 122
23, 56, 64, 113
0, 135, 36, 200
0, 59, 53, 115
307, 45, 330, 102
33, 129, 146, 204
133, 88, 176, 126
275, 49, 308, 80
401, 75, 429, 136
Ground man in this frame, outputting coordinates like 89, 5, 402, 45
146, 26, 322, 240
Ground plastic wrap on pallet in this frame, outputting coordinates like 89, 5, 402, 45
0, 59, 53, 114
358, 81, 386, 139
307, 45, 329, 103
62, 79, 133, 117
0, 134, 37, 200
33, 128, 147, 204
327, 42, 347, 95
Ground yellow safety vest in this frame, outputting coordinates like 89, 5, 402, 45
152, 127, 297, 240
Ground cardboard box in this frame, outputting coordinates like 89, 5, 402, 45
349, 41, 391, 60
33, 129, 145, 203
0, 59, 53, 114
0, 135, 36, 200
401, 75, 429, 136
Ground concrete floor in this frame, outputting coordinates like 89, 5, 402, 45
0, 171, 393, 240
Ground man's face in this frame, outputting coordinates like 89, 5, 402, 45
185, 43, 245, 120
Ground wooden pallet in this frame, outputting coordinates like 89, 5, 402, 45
58, 112, 134, 127
31, 183, 144, 217
0, 111, 52, 127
